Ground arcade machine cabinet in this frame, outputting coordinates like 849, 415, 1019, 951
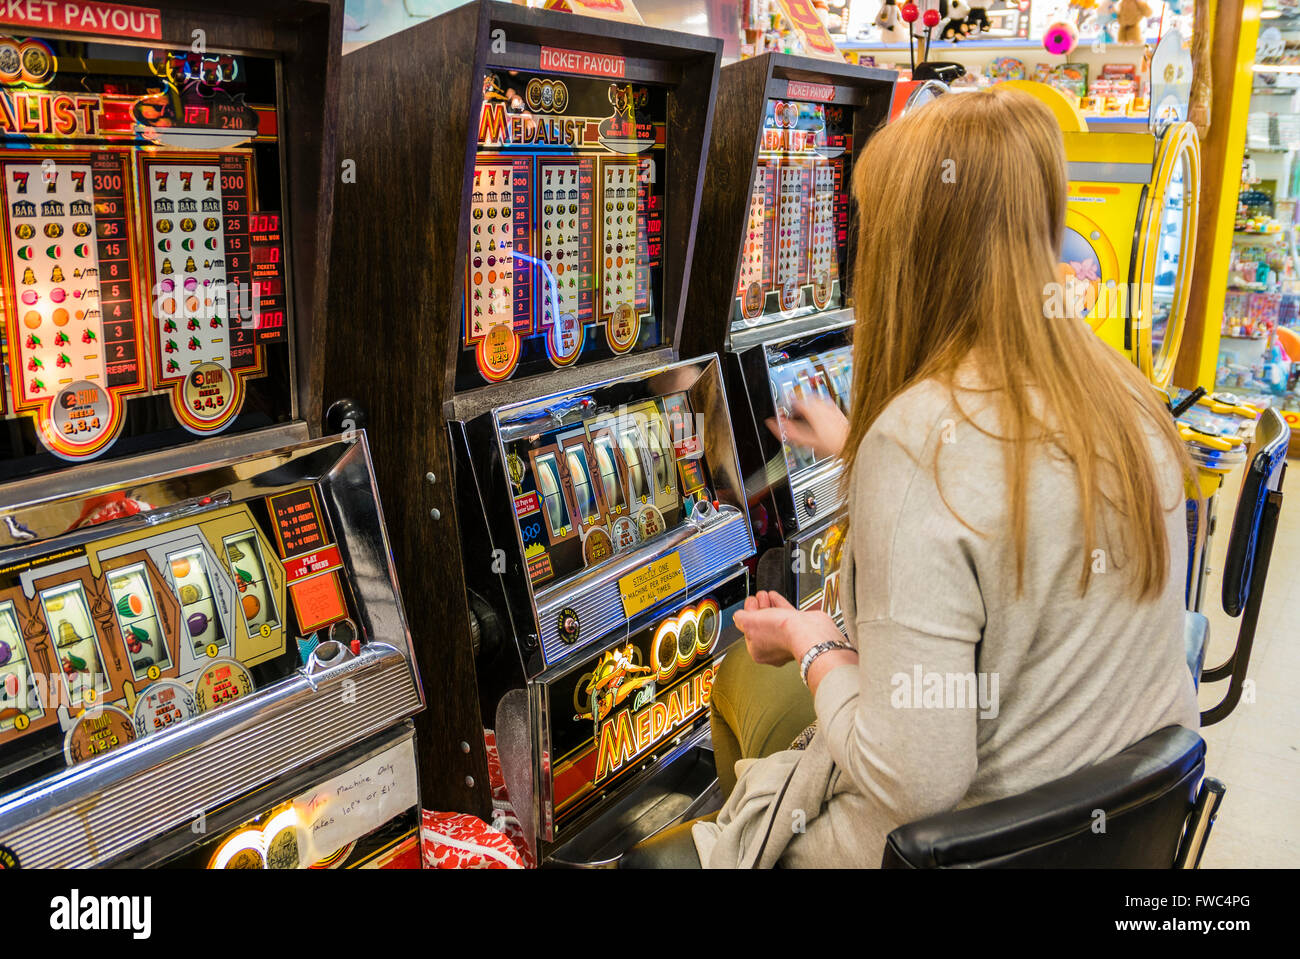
0, 0, 424, 868
327, 1, 755, 864
681, 53, 894, 625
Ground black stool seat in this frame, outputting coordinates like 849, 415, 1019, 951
883, 725, 1206, 868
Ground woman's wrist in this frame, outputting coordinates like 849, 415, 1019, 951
804, 649, 858, 695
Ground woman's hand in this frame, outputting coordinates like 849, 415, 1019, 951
733, 590, 845, 667
767, 397, 849, 460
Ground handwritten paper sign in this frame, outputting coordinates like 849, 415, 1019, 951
293, 738, 419, 862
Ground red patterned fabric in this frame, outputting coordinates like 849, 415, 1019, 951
483, 728, 537, 868
421, 809, 526, 869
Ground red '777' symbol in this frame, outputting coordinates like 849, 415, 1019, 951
204, 171, 217, 190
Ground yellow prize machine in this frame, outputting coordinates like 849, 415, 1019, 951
1008, 33, 1201, 389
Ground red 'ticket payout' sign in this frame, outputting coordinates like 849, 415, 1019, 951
0, 2, 162, 40
540, 46, 626, 79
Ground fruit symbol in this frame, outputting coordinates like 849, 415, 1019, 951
186, 612, 208, 637
0, 641, 10, 667
81, 328, 96, 344
30, 378, 45, 393
166, 358, 180, 373
209, 317, 222, 329
165, 339, 178, 353
56, 353, 70, 368
164, 318, 177, 332
54, 331, 68, 346
187, 318, 200, 330
24, 334, 40, 349
123, 623, 150, 655
116, 593, 145, 618
26, 356, 42, 372
187, 336, 200, 351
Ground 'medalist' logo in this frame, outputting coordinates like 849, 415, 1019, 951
50, 889, 151, 939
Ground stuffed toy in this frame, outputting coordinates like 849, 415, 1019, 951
939, 0, 971, 40
876, 0, 909, 42
965, 6, 990, 35
1090, 0, 1118, 40
1116, 0, 1151, 44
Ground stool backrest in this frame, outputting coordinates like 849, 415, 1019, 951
1222, 407, 1289, 616
1202, 407, 1289, 725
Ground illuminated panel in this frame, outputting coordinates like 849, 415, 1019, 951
731, 97, 852, 330
0, 148, 144, 460
459, 71, 667, 388
137, 150, 259, 435
537, 157, 594, 366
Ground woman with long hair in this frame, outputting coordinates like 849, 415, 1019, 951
626, 85, 1199, 868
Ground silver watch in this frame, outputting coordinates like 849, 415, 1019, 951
799, 639, 855, 686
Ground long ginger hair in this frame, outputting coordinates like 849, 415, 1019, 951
841, 86, 1192, 599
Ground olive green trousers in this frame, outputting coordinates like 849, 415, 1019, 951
709, 640, 818, 797
621, 642, 816, 868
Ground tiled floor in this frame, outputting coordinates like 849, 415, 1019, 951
1197, 463, 1300, 868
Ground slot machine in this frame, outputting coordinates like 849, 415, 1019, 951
681, 54, 894, 627
0, 0, 424, 869
327, 1, 753, 865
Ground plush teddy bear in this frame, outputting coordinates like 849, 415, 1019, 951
940, 0, 971, 41
1116, 0, 1151, 44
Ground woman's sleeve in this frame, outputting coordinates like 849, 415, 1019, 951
815, 404, 989, 822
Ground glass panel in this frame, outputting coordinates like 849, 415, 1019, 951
565, 447, 600, 523
1151, 155, 1186, 357
644, 420, 671, 490
106, 563, 172, 680
593, 436, 625, 511
535, 454, 570, 532
0, 601, 43, 732
618, 430, 648, 499
40, 582, 108, 704
167, 548, 227, 657
223, 533, 278, 634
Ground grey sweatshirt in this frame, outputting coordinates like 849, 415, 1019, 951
693, 376, 1200, 868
